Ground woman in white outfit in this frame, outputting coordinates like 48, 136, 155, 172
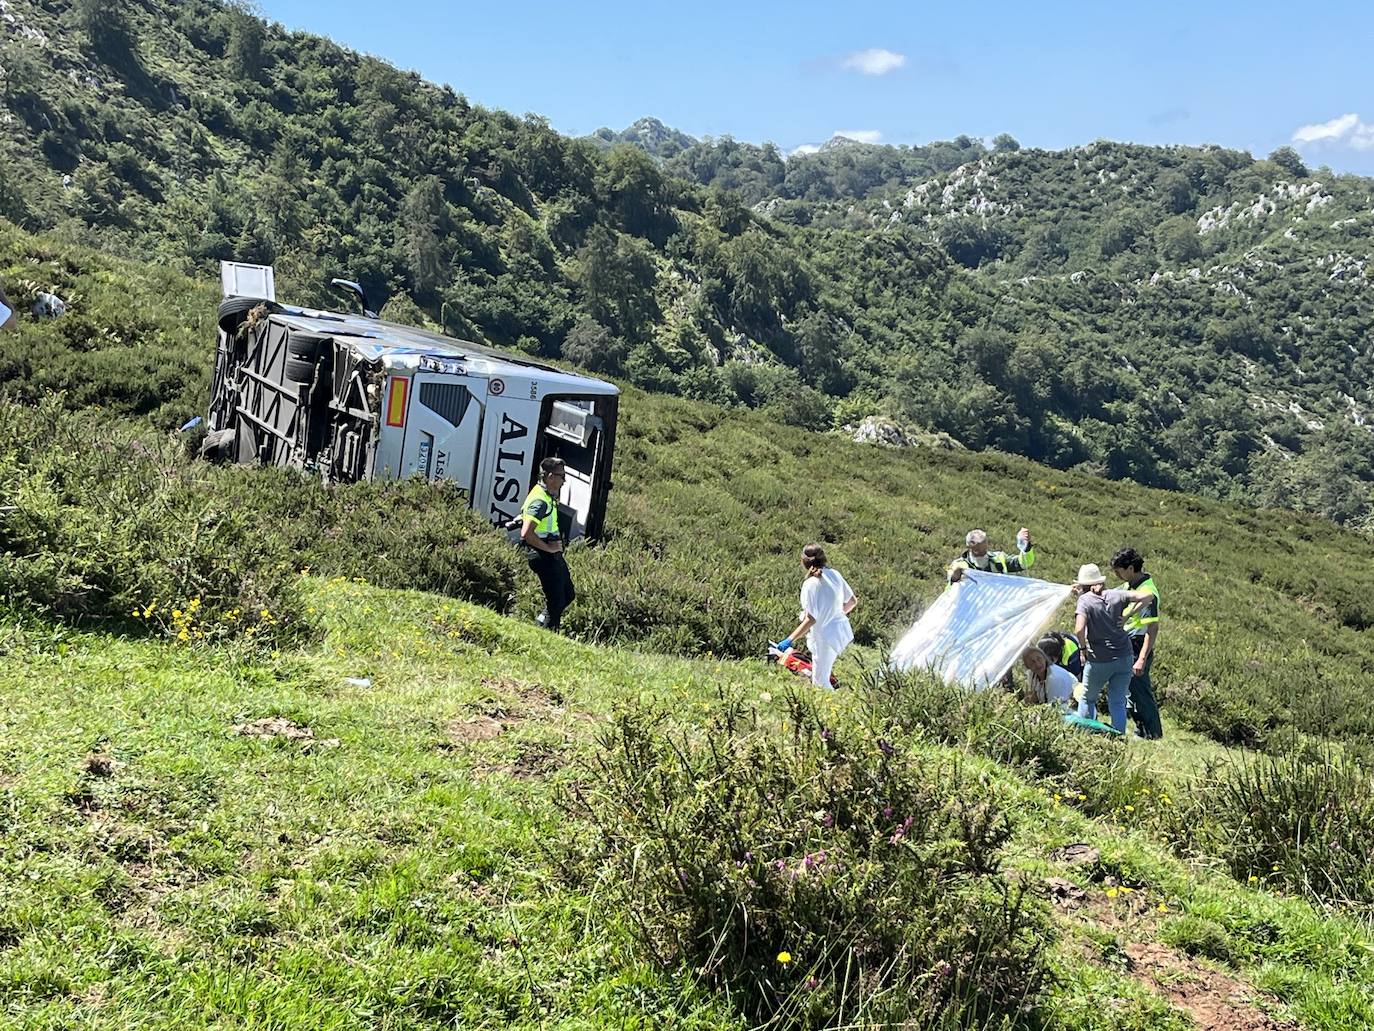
777, 544, 858, 689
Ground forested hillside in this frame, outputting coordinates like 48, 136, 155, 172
9, 218, 1374, 1031
1, 0, 1371, 528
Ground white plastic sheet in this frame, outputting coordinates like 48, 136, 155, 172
889, 571, 1072, 689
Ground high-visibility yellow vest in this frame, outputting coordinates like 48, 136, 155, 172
1122, 575, 1160, 635
1061, 635, 1080, 668
521, 484, 559, 539
947, 545, 1035, 581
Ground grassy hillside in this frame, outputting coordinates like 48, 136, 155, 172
1, 0, 1372, 526
4, 226, 1374, 1027
3, 221, 1374, 758
5, 579, 1374, 1029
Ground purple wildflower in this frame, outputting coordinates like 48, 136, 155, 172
877, 738, 896, 757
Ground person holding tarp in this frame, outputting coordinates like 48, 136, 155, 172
1071, 563, 1158, 734
1111, 547, 1163, 740
947, 527, 1035, 583
775, 544, 857, 689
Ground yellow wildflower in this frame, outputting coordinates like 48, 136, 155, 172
776, 951, 792, 964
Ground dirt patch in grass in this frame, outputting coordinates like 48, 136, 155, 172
445, 715, 506, 744
477, 676, 565, 715
1124, 941, 1297, 1031
234, 716, 339, 750
84, 752, 119, 777
441, 677, 573, 750
504, 741, 565, 779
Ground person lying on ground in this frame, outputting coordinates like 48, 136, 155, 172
1071, 563, 1157, 734
776, 543, 857, 690
948, 527, 1035, 583
1020, 646, 1078, 711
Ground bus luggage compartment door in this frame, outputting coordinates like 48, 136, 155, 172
400, 373, 486, 499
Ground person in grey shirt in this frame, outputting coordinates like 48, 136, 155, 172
1071, 563, 1157, 733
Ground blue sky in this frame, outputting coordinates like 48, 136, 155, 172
258, 0, 1374, 175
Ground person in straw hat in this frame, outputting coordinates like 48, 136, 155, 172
1071, 563, 1158, 734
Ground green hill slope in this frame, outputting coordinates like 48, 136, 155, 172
1, 0, 1371, 526
5, 571, 1374, 1029
3, 221, 1374, 757
4, 208, 1374, 1029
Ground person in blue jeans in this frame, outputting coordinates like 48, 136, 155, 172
1071, 563, 1158, 734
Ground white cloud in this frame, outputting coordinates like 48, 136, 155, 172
840, 48, 906, 76
834, 129, 883, 144
1292, 112, 1374, 151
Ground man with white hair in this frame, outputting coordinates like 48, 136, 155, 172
947, 526, 1035, 583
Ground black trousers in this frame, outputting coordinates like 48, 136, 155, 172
528, 550, 575, 630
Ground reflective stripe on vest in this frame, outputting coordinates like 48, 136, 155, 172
1062, 636, 1080, 666
1122, 575, 1160, 634
521, 484, 559, 538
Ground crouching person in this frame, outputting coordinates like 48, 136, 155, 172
521, 458, 575, 631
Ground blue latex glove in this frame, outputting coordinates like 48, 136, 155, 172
776, 638, 793, 652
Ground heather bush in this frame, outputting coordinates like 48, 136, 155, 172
855, 668, 1162, 819
0, 398, 306, 644
1161, 745, 1374, 911
0, 398, 520, 642
560, 688, 1050, 1028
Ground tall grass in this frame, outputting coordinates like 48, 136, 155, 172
1162, 745, 1374, 912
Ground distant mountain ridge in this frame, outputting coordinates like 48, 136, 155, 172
586, 117, 696, 159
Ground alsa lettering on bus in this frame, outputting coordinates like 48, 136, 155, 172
489, 413, 530, 523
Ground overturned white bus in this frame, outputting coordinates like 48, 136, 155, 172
204, 263, 619, 540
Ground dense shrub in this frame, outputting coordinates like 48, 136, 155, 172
855, 669, 1162, 819
0, 398, 521, 641
1162, 746, 1374, 911
239, 474, 520, 613
0, 398, 306, 644
561, 689, 1051, 1028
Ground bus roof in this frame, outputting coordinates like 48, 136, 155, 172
269, 304, 619, 396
